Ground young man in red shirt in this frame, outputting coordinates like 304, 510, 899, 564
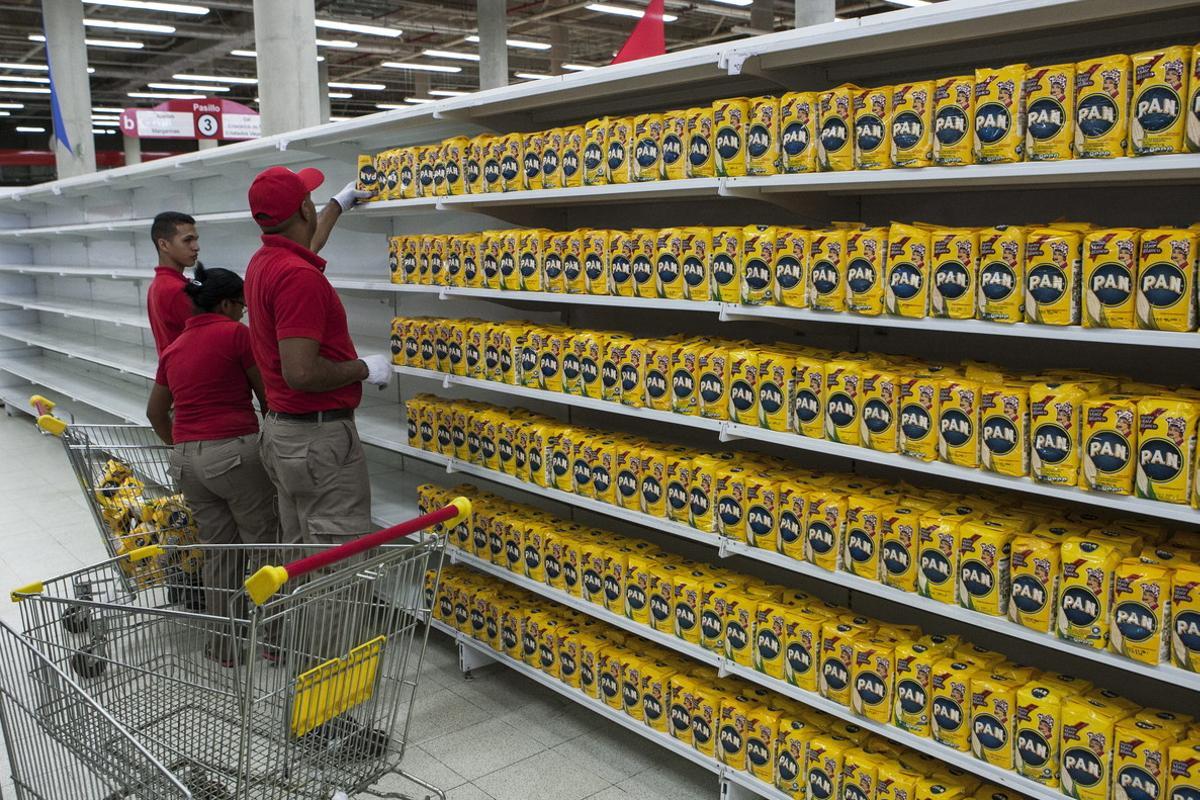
147, 211, 200, 355
244, 166, 387, 545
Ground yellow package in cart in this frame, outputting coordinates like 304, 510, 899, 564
793, 353, 827, 439
774, 227, 809, 307
1135, 395, 1198, 504
1024, 64, 1075, 161
779, 91, 818, 174
1057, 537, 1123, 649
885, 222, 932, 318
1075, 54, 1131, 159
818, 84, 857, 171
713, 96, 749, 177
747, 95, 780, 176
973, 63, 1028, 164
710, 226, 742, 303
583, 117, 608, 186
1061, 695, 1133, 800
1082, 395, 1138, 495
854, 85, 892, 170
1009, 533, 1062, 633
1131, 45, 1189, 156
631, 113, 664, 182
1025, 228, 1082, 326
933, 74, 975, 166
846, 226, 887, 316
686, 105, 715, 178
928, 227, 977, 318
1083, 228, 1138, 328
1136, 227, 1197, 332
678, 226, 711, 302
891, 81, 935, 167
741, 224, 776, 305
978, 225, 1026, 322
605, 116, 632, 184
1110, 556, 1173, 664
811, 229, 848, 311
825, 359, 862, 446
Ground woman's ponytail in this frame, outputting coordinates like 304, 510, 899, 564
184, 264, 244, 313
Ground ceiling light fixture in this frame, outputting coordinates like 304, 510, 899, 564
708, 0, 753, 4
0, 86, 51, 94
380, 62, 461, 73
562, 63, 596, 71
128, 90, 204, 99
84, 0, 208, 14
327, 91, 353, 99
328, 81, 385, 90
315, 19, 402, 38
514, 72, 552, 80
428, 89, 468, 97
93, 128, 118, 134
230, 50, 324, 61
375, 102, 404, 110
421, 49, 480, 61
464, 35, 552, 50
0, 103, 24, 109
883, 0, 931, 5
172, 73, 257, 84
83, 19, 176, 34
0, 62, 48, 72
0, 112, 9, 116
0, 76, 50, 84
92, 106, 123, 113
149, 82, 229, 92
403, 97, 435, 104
29, 34, 146, 49
584, 4, 678, 21
315, 38, 358, 49
15, 126, 45, 133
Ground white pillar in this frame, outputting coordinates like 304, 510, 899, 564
795, 0, 835, 27
550, 24, 566, 74
317, 58, 330, 124
477, 0, 508, 91
198, 139, 218, 150
122, 134, 141, 165
41, 0, 95, 178
252, 0, 321, 135
413, 71, 430, 100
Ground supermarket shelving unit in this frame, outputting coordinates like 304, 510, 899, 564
6, 2, 1200, 797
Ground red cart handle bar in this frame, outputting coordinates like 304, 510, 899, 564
245, 497, 471, 605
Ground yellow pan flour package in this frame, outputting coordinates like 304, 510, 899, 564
810, 229, 848, 312
1074, 54, 1131, 159
1009, 533, 1062, 633
1110, 556, 1173, 664
780, 91, 818, 173
681, 226, 712, 302
1024, 64, 1075, 161
1014, 678, 1075, 787
522, 132, 544, 192
978, 225, 1027, 323
973, 64, 1029, 164
846, 227, 887, 316
1136, 227, 1197, 332
1135, 395, 1198, 504
774, 227, 809, 307
713, 97, 749, 177
930, 227, 978, 319
933, 75, 975, 166
605, 116, 633, 185
631, 113, 664, 183
1131, 45, 1190, 156
1057, 537, 1122, 649
1025, 228, 1082, 326
854, 86, 892, 170
818, 84, 857, 171
899, 373, 940, 461
1172, 563, 1200, 671
1030, 380, 1092, 487
746, 95, 780, 176
1083, 228, 1139, 328
1060, 695, 1133, 800
885, 222, 932, 318
661, 110, 686, 181
710, 226, 743, 303
980, 381, 1031, 477
583, 117, 608, 186
741, 225, 776, 305
1082, 395, 1138, 495
938, 377, 981, 468
891, 81, 935, 167
563, 125, 585, 188
686, 106, 715, 178
825, 359, 862, 446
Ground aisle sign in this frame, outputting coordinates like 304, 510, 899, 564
120, 98, 260, 141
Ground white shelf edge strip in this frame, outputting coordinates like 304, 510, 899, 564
0, 264, 148, 281
0, 210, 250, 239
391, 365, 1200, 524
437, 552, 1068, 800
369, 286, 1200, 350
0, 327, 156, 379
362, 430, 1200, 692
0, 295, 149, 329
428, 617, 792, 800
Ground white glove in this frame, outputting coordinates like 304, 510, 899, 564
360, 354, 393, 387
333, 180, 374, 211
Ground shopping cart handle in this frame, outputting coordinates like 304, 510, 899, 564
245, 497, 471, 605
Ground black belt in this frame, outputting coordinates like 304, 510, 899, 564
268, 409, 355, 423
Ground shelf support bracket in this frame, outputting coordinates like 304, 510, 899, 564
718, 423, 743, 443
718, 775, 762, 800
717, 50, 792, 89
458, 640, 497, 674
717, 182, 828, 224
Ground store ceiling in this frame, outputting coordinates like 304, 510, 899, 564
0, 0, 943, 130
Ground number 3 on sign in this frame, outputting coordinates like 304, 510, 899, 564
196, 113, 219, 138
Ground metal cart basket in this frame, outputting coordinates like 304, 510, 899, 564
1, 498, 470, 800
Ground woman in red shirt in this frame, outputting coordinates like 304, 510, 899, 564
147, 265, 280, 665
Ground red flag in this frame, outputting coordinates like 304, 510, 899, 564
611, 0, 666, 64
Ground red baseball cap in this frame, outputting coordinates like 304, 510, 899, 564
248, 165, 325, 228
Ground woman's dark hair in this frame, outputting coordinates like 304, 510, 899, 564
184, 264, 244, 313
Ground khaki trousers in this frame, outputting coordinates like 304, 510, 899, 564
169, 434, 281, 653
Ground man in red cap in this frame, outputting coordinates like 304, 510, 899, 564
243, 166, 390, 549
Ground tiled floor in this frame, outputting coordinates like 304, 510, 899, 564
0, 409, 717, 800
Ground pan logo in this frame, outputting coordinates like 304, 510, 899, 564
776, 254, 803, 289
847, 257, 877, 295
606, 139, 627, 171
854, 670, 887, 706
674, 598, 697, 633
716, 125, 740, 161
1016, 728, 1050, 768
756, 627, 781, 661
1033, 423, 1071, 465
847, 528, 874, 563
726, 617, 749, 653
855, 113, 885, 152
667, 480, 687, 513
650, 592, 671, 625
920, 547, 952, 586
980, 261, 1016, 300
1027, 96, 1067, 141
820, 116, 849, 153
1114, 600, 1157, 642
636, 136, 660, 168
669, 700, 691, 736
641, 474, 662, 507
541, 148, 559, 176
983, 414, 1019, 455
748, 123, 772, 158
759, 381, 783, 416
935, 104, 968, 145
731, 378, 755, 414
786, 640, 812, 675
1077, 92, 1118, 138
807, 520, 835, 554
617, 468, 639, 501
960, 558, 995, 599
1028, 263, 1067, 305
746, 735, 771, 769
778, 510, 802, 545
591, 462, 611, 496
812, 258, 840, 296
808, 767, 834, 800
783, 121, 811, 155
562, 561, 578, 590
1134, 85, 1181, 132
1116, 766, 1159, 800
689, 133, 711, 166
544, 252, 563, 280
562, 147, 580, 180
748, 504, 774, 540
1175, 610, 1200, 653
972, 713, 1007, 751
465, 157, 481, 185
633, 254, 654, 286
583, 141, 603, 171
662, 130, 683, 167
888, 261, 923, 299
974, 102, 1011, 144
934, 260, 970, 299
1011, 574, 1048, 614
744, 257, 771, 292
892, 110, 924, 150
895, 678, 926, 715
1060, 585, 1101, 627
700, 607, 723, 641
544, 551, 561, 581
682, 255, 706, 287
643, 693, 664, 723
1063, 747, 1103, 789
657, 253, 680, 285
500, 154, 519, 181
691, 715, 712, 747
882, 540, 911, 578
1140, 262, 1187, 309
827, 391, 856, 429
932, 695, 964, 732
1086, 430, 1130, 473
862, 398, 893, 434
713, 253, 737, 288
821, 656, 848, 691
1090, 262, 1133, 306
1139, 437, 1183, 482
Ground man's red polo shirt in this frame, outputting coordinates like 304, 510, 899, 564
155, 313, 258, 443
244, 234, 361, 414
147, 266, 192, 355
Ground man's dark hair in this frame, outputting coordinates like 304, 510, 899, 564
150, 211, 196, 250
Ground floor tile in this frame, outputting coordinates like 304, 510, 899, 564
420, 717, 546, 781
407, 686, 495, 745
367, 744, 468, 795
473, 750, 611, 800
549, 718, 663, 783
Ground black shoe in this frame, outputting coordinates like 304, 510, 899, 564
302, 715, 390, 761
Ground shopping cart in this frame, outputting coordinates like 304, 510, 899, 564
1, 497, 470, 800
30, 396, 199, 566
